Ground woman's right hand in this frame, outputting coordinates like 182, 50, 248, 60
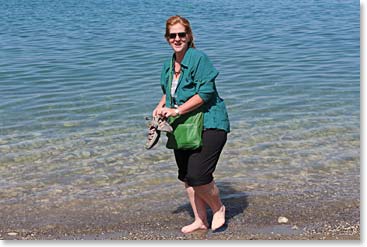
152, 105, 163, 117
153, 95, 166, 117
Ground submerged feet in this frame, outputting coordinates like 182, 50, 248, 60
181, 220, 209, 234
211, 205, 226, 231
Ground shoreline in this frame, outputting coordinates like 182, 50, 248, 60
0, 183, 360, 240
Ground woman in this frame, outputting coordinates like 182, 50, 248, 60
153, 16, 230, 233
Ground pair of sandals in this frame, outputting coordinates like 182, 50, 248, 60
145, 116, 173, 149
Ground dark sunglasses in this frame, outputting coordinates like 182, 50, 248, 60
169, 32, 187, 39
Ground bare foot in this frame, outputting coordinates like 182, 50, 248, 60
181, 220, 208, 234
211, 205, 226, 231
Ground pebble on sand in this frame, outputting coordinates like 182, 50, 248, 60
7, 232, 18, 236
278, 216, 289, 224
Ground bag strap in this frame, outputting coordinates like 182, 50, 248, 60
168, 57, 174, 107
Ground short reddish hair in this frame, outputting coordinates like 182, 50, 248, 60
165, 15, 196, 48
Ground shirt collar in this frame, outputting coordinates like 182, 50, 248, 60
166, 47, 193, 72
180, 47, 192, 68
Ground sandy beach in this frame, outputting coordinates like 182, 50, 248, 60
0, 181, 359, 240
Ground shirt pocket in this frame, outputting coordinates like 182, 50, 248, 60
181, 77, 196, 91
177, 77, 197, 103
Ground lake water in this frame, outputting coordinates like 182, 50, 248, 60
0, 0, 359, 212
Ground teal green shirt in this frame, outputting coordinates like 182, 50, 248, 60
160, 48, 230, 133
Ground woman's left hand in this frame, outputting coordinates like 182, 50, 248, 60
161, 107, 179, 118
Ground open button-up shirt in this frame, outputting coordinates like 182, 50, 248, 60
160, 48, 230, 133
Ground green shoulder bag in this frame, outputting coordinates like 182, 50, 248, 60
166, 109, 203, 150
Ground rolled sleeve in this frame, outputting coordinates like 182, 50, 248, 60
194, 55, 219, 103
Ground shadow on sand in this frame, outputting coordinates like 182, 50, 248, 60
171, 181, 249, 231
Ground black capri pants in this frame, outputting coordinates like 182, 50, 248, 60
174, 129, 227, 187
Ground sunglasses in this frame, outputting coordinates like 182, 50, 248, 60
169, 32, 187, 39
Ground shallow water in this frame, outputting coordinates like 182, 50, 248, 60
0, 0, 359, 210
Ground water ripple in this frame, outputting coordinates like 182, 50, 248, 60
0, 0, 359, 205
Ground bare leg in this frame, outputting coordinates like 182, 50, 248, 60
181, 183, 209, 233
193, 181, 226, 231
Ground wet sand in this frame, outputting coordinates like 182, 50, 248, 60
0, 181, 359, 240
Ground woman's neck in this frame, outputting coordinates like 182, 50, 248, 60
175, 47, 188, 63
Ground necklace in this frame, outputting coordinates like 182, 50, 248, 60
174, 63, 181, 76
174, 70, 181, 76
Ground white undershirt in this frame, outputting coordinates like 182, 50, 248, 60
171, 76, 179, 97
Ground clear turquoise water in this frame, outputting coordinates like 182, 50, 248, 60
0, 1, 359, 207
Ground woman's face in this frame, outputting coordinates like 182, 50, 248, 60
168, 23, 190, 54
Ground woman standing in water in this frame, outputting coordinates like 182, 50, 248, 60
153, 16, 230, 233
